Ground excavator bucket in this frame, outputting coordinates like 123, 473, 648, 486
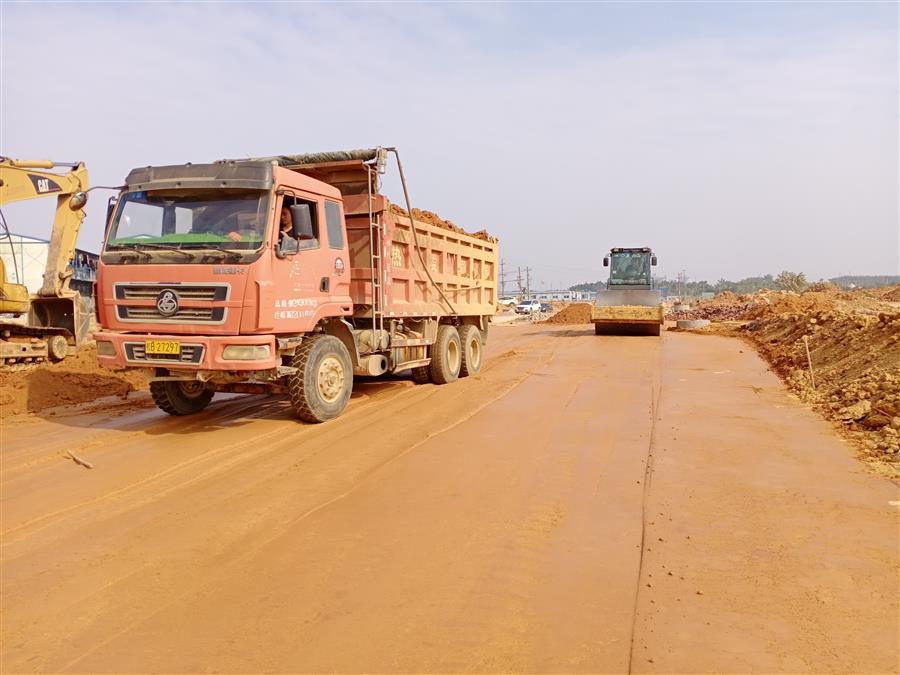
29, 294, 92, 348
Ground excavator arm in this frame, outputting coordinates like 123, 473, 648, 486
0, 158, 90, 298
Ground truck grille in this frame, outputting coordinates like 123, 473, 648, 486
116, 306, 225, 322
114, 284, 228, 301
112, 283, 229, 324
124, 342, 205, 364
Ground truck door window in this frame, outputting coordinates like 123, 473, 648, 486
282, 196, 319, 249
325, 201, 344, 249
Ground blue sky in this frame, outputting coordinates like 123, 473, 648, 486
2, 1, 897, 287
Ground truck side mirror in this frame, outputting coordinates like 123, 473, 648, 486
290, 204, 314, 240
651, 256, 657, 266
603, 257, 609, 267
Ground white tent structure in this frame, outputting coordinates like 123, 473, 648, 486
1, 233, 50, 294
1, 232, 97, 297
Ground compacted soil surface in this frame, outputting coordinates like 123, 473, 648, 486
1, 325, 897, 673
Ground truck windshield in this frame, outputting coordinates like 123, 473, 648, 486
609, 252, 651, 286
105, 190, 270, 257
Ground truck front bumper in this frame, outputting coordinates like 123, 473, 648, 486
93, 331, 279, 371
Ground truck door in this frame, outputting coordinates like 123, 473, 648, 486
270, 194, 329, 331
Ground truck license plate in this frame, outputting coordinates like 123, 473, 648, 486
145, 340, 180, 355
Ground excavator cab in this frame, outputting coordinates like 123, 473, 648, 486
0, 257, 30, 315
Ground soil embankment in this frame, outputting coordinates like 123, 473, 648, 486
670, 286, 900, 470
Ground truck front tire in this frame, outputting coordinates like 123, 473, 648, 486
457, 324, 483, 377
430, 325, 461, 384
150, 381, 215, 416
289, 334, 353, 423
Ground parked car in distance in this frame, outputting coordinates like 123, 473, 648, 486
540, 303, 552, 313
515, 299, 542, 314
499, 297, 519, 307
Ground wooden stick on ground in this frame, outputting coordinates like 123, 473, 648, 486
66, 450, 94, 470
803, 335, 816, 390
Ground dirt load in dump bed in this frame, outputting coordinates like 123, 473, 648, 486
0, 346, 148, 417
388, 204, 497, 242
671, 286, 900, 472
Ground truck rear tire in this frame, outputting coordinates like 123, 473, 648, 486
150, 381, 214, 416
430, 325, 461, 384
411, 366, 432, 384
458, 324, 483, 377
289, 334, 353, 423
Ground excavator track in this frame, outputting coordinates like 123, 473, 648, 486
1, 322, 73, 369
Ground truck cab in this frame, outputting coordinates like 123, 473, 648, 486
96, 162, 351, 368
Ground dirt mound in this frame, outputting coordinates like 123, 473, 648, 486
0, 347, 147, 416
542, 303, 592, 325
739, 303, 900, 466
389, 204, 497, 242
806, 281, 841, 293
673, 288, 900, 468
881, 285, 900, 302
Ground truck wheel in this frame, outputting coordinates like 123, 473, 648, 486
411, 366, 432, 384
458, 324, 483, 377
150, 381, 214, 416
289, 334, 353, 423
429, 325, 461, 384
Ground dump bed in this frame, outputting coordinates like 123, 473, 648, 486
282, 153, 498, 320
342, 194, 498, 319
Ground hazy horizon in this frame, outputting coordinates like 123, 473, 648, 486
2, 2, 897, 288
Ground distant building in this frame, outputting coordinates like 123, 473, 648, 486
530, 289, 595, 301
0, 232, 98, 299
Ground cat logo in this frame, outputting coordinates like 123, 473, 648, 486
27, 174, 62, 194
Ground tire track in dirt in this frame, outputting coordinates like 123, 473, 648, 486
2, 344, 530, 544
20, 331, 563, 673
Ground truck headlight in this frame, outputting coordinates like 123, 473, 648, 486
222, 344, 271, 360
96, 340, 116, 356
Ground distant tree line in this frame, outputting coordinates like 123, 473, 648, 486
569, 274, 899, 295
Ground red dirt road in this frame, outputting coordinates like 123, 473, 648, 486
1, 325, 897, 673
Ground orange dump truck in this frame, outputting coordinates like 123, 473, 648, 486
94, 148, 498, 422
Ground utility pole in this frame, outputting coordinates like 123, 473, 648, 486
500, 259, 506, 297
517, 267, 523, 296
525, 267, 532, 298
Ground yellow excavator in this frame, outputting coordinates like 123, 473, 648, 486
0, 157, 91, 366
